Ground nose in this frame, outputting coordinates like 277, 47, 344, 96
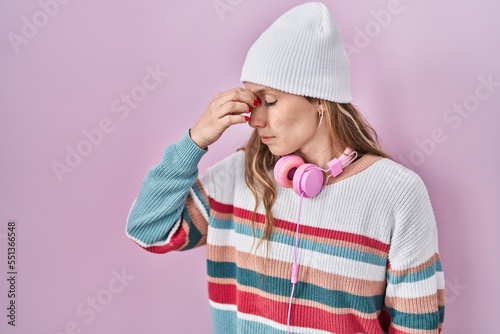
248, 105, 266, 128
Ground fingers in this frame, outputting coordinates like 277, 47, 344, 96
191, 87, 258, 148
218, 102, 253, 134
218, 101, 252, 117
223, 114, 250, 127
211, 88, 261, 124
214, 87, 261, 114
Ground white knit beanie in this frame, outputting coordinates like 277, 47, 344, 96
240, 2, 352, 103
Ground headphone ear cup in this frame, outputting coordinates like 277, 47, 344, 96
274, 155, 304, 188
292, 163, 324, 198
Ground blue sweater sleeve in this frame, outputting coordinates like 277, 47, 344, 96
125, 130, 211, 253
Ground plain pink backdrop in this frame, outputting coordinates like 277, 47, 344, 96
1, 0, 499, 333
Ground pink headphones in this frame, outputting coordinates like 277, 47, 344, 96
275, 147, 359, 333
273, 147, 358, 198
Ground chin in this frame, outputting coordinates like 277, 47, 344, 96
266, 144, 295, 157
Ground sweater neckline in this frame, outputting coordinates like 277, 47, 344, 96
324, 153, 385, 186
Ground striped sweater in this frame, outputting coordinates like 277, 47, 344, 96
126, 131, 445, 334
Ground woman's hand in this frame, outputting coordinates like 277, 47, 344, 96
190, 87, 261, 149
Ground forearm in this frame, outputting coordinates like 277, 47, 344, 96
125, 130, 208, 252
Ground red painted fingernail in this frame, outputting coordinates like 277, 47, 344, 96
249, 106, 253, 113
245, 116, 250, 121
253, 99, 261, 106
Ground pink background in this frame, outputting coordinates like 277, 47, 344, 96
1, 0, 499, 333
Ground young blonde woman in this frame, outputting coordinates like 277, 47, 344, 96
126, 2, 445, 333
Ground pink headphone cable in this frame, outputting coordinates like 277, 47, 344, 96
284, 148, 358, 333
287, 192, 304, 334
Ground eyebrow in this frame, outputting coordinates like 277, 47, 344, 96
254, 88, 278, 95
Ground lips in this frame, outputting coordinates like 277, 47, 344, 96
260, 135, 274, 143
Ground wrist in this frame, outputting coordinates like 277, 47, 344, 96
189, 128, 208, 150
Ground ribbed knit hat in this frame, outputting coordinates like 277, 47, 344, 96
240, 2, 352, 103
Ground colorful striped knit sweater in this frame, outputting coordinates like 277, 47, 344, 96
126, 131, 445, 334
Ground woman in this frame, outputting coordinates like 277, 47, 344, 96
126, 2, 445, 333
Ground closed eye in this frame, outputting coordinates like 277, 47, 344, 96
265, 100, 277, 106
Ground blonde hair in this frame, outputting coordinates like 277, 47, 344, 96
241, 99, 393, 252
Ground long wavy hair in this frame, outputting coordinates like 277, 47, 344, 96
241, 99, 393, 253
